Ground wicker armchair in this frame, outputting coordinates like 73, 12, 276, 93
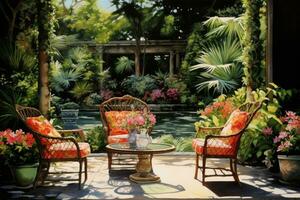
193, 101, 262, 185
99, 95, 153, 170
16, 105, 90, 189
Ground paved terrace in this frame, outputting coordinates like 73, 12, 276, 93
1, 153, 300, 199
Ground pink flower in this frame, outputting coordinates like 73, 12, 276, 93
262, 127, 273, 136
150, 89, 165, 102
135, 115, 145, 126
166, 88, 179, 101
149, 113, 156, 125
273, 136, 281, 143
0, 129, 37, 165
278, 131, 288, 139
277, 140, 293, 152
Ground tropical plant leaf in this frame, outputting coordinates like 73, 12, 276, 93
0, 87, 23, 130
190, 38, 243, 94
70, 82, 93, 100
50, 64, 81, 93
115, 56, 134, 74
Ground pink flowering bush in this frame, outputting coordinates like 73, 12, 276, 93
125, 111, 156, 130
0, 129, 38, 166
166, 88, 180, 102
150, 89, 165, 103
273, 111, 300, 154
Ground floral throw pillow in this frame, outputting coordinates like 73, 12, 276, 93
26, 116, 61, 137
105, 111, 139, 135
220, 109, 249, 136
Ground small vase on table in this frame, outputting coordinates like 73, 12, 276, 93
128, 129, 138, 148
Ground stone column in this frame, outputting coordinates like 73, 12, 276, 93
175, 51, 180, 71
96, 46, 104, 90
169, 51, 175, 76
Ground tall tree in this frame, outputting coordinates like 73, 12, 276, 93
0, 0, 23, 42
113, 1, 144, 76
37, 0, 54, 116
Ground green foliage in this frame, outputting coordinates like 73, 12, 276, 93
58, 0, 126, 43
70, 82, 93, 100
50, 46, 108, 106
242, 0, 265, 91
204, 16, 244, 42
154, 134, 193, 152
60, 102, 80, 109
181, 23, 206, 73
0, 87, 23, 130
115, 56, 134, 74
214, 1, 245, 17
160, 15, 175, 36
122, 75, 157, 97
190, 38, 243, 94
86, 126, 106, 152
50, 61, 81, 93
0, 42, 38, 106
84, 93, 102, 106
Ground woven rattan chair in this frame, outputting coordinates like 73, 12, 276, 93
193, 101, 262, 185
99, 95, 153, 170
16, 105, 90, 189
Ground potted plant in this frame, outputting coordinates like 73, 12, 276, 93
0, 129, 39, 187
273, 111, 300, 185
60, 102, 80, 129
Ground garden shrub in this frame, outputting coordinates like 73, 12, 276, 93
86, 126, 106, 153
122, 75, 157, 97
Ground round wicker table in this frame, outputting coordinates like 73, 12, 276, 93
106, 143, 175, 183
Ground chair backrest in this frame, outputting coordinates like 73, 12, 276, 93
16, 104, 42, 122
236, 100, 262, 133
99, 95, 151, 136
205, 101, 262, 157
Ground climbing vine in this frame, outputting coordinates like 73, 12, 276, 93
36, 0, 56, 116
242, 0, 265, 100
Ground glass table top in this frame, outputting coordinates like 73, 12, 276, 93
106, 143, 175, 153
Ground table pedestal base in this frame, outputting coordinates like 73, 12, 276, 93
130, 154, 160, 183
129, 173, 160, 183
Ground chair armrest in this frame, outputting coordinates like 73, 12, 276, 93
195, 126, 224, 138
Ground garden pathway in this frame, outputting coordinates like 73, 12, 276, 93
1, 154, 300, 199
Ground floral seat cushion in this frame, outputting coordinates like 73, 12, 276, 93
105, 111, 139, 136
43, 142, 90, 159
192, 138, 233, 156
220, 109, 249, 136
26, 116, 61, 137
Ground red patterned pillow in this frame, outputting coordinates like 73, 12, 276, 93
220, 110, 249, 136
26, 116, 61, 137
104, 111, 138, 135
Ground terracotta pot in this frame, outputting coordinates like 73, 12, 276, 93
278, 155, 300, 185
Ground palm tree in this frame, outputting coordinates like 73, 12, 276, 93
190, 16, 245, 95
204, 16, 244, 42
190, 38, 243, 95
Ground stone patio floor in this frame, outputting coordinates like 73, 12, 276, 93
1, 153, 300, 199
